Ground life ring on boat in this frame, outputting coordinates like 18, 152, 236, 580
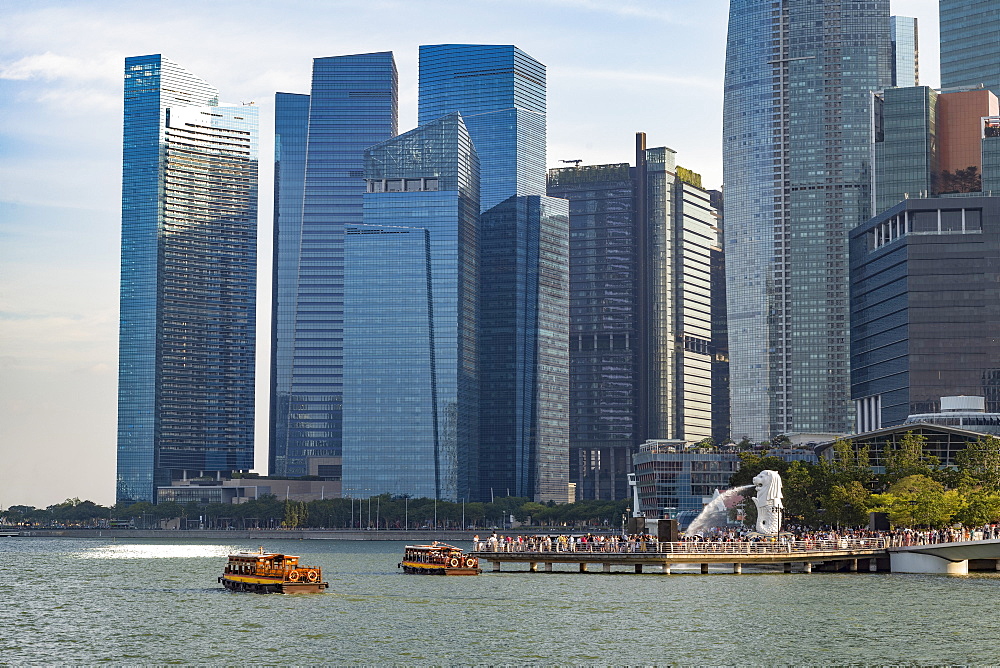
450, 558, 460, 567
466, 558, 477, 568
288, 570, 300, 582
306, 570, 319, 582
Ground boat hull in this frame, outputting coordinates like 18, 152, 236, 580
219, 575, 328, 594
400, 563, 481, 576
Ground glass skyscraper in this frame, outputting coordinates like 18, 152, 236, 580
890, 16, 919, 88
940, 0, 1000, 96
414, 44, 568, 502
118, 55, 258, 504
342, 113, 480, 502
851, 197, 1000, 428
418, 44, 546, 212
723, 1, 892, 441
269, 53, 398, 478
547, 135, 718, 500
478, 194, 569, 502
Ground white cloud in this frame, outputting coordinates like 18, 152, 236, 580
0, 51, 121, 83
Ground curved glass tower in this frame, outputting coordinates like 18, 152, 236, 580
723, 1, 892, 441
269, 53, 398, 478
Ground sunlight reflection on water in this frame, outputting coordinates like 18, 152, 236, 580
74, 543, 242, 559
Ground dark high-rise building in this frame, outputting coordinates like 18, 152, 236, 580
850, 197, 1000, 430
117, 55, 258, 504
269, 53, 398, 478
940, 0, 1000, 96
723, 0, 892, 441
709, 189, 731, 446
478, 195, 569, 502
547, 135, 718, 500
415, 44, 568, 502
342, 113, 480, 502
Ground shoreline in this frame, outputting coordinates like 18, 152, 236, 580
10, 528, 545, 541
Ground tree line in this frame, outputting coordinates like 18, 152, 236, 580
1, 495, 630, 531
732, 433, 1000, 529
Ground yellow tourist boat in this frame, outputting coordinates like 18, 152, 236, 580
219, 548, 328, 593
399, 542, 481, 575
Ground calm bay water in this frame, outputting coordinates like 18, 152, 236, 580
3, 536, 1000, 665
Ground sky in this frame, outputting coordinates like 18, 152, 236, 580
0, 0, 940, 509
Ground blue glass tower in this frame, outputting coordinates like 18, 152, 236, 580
723, 1, 892, 441
118, 55, 258, 504
478, 195, 569, 502
269, 53, 398, 478
418, 44, 546, 212
270, 92, 310, 477
890, 16, 919, 88
940, 0, 1000, 96
342, 113, 479, 501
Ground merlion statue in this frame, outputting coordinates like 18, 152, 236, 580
752, 470, 783, 534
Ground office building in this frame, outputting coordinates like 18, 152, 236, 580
709, 190, 731, 447
415, 44, 568, 502
891, 16, 919, 88
723, 0, 892, 442
269, 53, 398, 478
117, 55, 258, 504
631, 440, 741, 522
478, 195, 570, 503
418, 44, 546, 212
850, 197, 1000, 430
547, 135, 718, 500
873, 86, 998, 214
342, 113, 480, 502
940, 0, 1000, 96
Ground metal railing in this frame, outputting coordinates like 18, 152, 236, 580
472, 538, 888, 556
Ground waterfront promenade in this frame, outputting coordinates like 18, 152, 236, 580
471, 538, 889, 574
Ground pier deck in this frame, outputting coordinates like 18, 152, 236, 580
471, 539, 889, 574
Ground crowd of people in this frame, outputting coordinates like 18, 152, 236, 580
471, 524, 1000, 554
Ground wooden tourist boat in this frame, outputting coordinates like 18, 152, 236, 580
399, 542, 482, 575
219, 548, 328, 593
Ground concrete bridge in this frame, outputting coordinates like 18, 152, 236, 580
472, 538, 1000, 575
889, 539, 1000, 574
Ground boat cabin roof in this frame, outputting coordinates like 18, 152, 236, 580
227, 551, 300, 563
404, 543, 462, 553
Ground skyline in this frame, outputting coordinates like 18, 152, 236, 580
0, 0, 940, 508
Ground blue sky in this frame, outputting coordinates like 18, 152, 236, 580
0, 0, 940, 508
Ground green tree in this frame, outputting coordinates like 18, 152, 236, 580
822, 481, 872, 527
955, 436, 1000, 492
955, 491, 1000, 526
282, 500, 308, 528
870, 475, 963, 528
883, 431, 940, 486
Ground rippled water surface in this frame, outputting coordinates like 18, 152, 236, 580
4, 537, 1000, 665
